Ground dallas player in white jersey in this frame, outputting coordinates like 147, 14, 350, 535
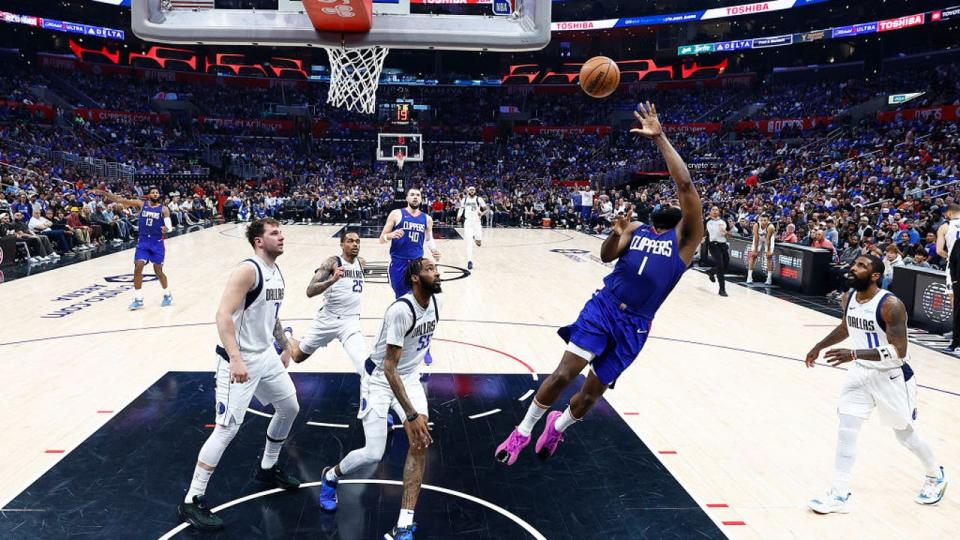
457, 186, 487, 270
177, 219, 301, 531
935, 204, 960, 352
805, 254, 947, 514
286, 230, 369, 372
317, 258, 441, 540
746, 213, 776, 285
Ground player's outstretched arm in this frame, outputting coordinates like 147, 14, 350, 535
305, 256, 343, 298
379, 210, 403, 244
805, 292, 850, 367
89, 189, 144, 209
632, 102, 703, 264
216, 263, 257, 382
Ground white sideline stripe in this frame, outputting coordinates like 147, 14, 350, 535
159, 480, 546, 540
518, 389, 534, 401
391, 421, 434, 430
468, 408, 501, 420
306, 422, 350, 429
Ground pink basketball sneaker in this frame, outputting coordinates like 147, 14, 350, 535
535, 411, 565, 460
495, 428, 531, 465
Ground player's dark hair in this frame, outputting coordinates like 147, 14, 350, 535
340, 229, 359, 243
862, 254, 884, 277
404, 257, 428, 289
246, 218, 281, 248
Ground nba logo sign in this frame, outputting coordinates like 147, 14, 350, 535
492, 0, 512, 16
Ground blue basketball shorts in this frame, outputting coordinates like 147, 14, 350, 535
389, 258, 413, 298
557, 290, 652, 386
135, 238, 165, 265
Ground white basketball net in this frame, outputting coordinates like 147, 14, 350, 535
323, 46, 390, 115
395, 151, 406, 170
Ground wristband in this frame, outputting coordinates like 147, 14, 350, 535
405, 412, 420, 423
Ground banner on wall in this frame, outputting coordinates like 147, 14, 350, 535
876, 104, 959, 123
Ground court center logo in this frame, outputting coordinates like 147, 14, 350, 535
550, 248, 613, 268
919, 281, 952, 323
362, 262, 470, 284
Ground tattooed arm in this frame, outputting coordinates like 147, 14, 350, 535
273, 319, 299, 368
305, 256, 344, 298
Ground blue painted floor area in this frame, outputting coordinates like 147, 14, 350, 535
1, 373, 721, 540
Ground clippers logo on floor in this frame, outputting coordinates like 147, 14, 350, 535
41, 275, 157, 318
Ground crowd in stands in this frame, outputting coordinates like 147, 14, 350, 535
1, 53, 959, 304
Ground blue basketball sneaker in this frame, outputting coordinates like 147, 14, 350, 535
318, 466, 338, 512
273, 326, 293, 355
128, 298, 144, 311
161, 294, 173, 307
384, 524, 416, 540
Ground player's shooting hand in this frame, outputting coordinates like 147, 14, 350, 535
404, 415, 433, 449
804, 347, 821, 368
229, 358, 249, 383
630, 101, 663, 139
330, 266, 346, 283
823, 348, 855, 367
612, 204, 634, 235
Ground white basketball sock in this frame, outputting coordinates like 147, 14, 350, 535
398, 508, 415, 528
261, 394, 299, 469
465, 235, 474, 262
517, 399, 548, 437
895, 426, 940, 477
185, 421, 240, 502
554, 407, 581, 433
832, 414, 863, 494
325, 467, 339, 482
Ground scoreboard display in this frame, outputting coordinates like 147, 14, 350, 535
378, 99, 430, 127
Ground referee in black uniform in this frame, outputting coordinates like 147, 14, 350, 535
706, 206, 732, 297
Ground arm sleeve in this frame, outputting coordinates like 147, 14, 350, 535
384, 303, 413, 348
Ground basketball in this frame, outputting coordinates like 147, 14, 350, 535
579, 56, 620, 98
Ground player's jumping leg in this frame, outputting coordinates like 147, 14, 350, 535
178, 420, 241, 530
496, 351, 587, 465
894, 425, 948, 504
385, 430, 427, 540
535, 369, 607, 460
129, 259, 146, 310
154, 263, 173, 306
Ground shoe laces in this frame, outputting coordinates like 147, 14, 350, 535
506, 431, 528, 452
920, 475, 942, 497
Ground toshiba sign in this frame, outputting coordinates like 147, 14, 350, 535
878, 13, 925, 32
725, 2, 770, 16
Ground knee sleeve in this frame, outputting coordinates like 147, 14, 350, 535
199, 420, 241, 468
266, 394, 299, 441
837, 414, 863, 457
338, 413, 388, 474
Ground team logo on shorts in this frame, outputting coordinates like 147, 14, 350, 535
217, 402, 226, 415
360, 398, 367, 411
912, 408, 918, 421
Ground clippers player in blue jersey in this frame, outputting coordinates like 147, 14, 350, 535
496, 102, 704, 465
91, 187, 173, 310
380, 188, 440, 365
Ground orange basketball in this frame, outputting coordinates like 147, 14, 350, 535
579, 56, 620, 98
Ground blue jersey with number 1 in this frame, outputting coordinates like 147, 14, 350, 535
390, 208, 427, 260
601, 224, 688, 319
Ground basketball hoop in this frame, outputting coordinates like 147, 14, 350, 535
323, 45, 389, 115
395, 151, 407, 171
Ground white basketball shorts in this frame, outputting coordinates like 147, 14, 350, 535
358, 369, 428, 420
214, 349, 296, 426
837, 362, 917, 429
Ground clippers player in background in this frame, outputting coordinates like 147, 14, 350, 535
92, 187, 173, 309
747, 213, 776, 285
935, 204, 960, 352
317, 258, 442, 540
804, 254, 947, 513
495, 102, 704, 465
457, 186, 487, 270
177, 219, 302, 531
380, 188, 440, 365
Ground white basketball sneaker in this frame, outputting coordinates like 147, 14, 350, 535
808, 488, 851, 514
915, 467, 948, 505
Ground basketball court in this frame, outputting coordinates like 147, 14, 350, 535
1, 225, 957, 539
